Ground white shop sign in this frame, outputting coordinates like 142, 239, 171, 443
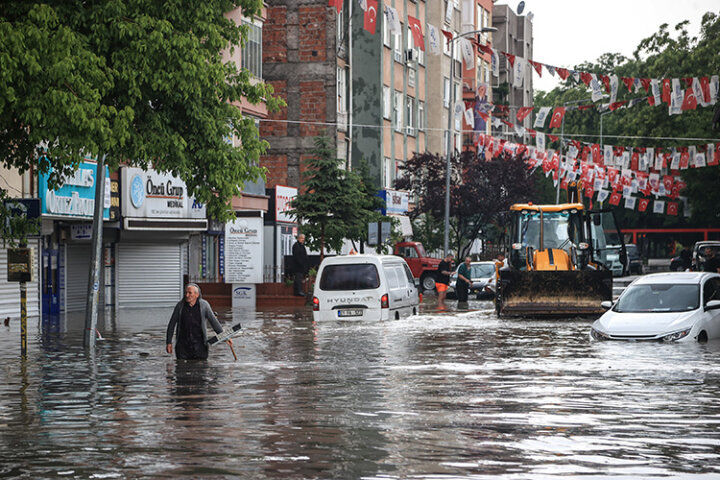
224, 216, 263, 284
232, 284, 256, 308
121, 167, 206, 219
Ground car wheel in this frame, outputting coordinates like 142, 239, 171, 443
420, 273, 436, 291
697, 330, 708, 343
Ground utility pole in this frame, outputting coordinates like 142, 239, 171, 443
84, 155, 106, 349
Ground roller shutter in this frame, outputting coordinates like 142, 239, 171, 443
0, 239, 41, 319
117, 243, 182, 308
65, 244, 102, 312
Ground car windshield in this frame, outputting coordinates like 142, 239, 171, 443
614, 283, 699, 313
319, 264, 380, 291
471, 264, 496, 278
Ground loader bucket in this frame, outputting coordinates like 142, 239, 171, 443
497, 269, 613, 317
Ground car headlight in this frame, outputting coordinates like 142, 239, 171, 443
660, 328, 691, 342
590, 328, 610, 341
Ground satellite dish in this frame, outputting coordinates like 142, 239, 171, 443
517, 1, 525, 14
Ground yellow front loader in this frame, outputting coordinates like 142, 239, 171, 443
495, 202, 624, 317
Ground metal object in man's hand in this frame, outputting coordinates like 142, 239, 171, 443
207, 323, 242, 346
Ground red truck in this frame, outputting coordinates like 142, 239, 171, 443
394, 241, 442, 291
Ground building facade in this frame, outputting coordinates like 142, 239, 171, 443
491, 3, 534, 143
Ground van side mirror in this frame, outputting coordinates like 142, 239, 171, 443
600, 300, 613, 310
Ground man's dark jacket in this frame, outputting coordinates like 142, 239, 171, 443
292, 241, 309, 274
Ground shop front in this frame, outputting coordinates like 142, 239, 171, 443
264, 185, 298, 282
118, 167, 207, 309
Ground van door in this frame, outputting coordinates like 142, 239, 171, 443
400, 262, 419, 308
383, 264, 404, 311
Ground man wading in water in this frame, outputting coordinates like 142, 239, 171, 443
166, 283, 231, 360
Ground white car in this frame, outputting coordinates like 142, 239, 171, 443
312, 254, 420, 321
590, 272, 720, 342
448, 261, 498, 299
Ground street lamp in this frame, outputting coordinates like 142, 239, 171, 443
444, 27, 497, 256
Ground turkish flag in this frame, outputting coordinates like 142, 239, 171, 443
667, 202, 679, 216
556, 68, 569, 80
560, 178, 569, 190
638, 198, 650, 212
407, 15, 424, 51
600, 75, 610, 92
363, 0, 378, 34
681, 88, 697, 110
631, 152, 639, 171
516, 106, 533, 122
680, 150, 690, 169
609, 192, 622, 206
578, 104, 594, 111
708, 144, 719, 166
662, 78, 672, 104
504, 52, 516, 68
328, 0, 342, 14
648, 95, 656, 106
640, 78, 651, 92
585, 185, 595, 198
580, 72, 593, 86
609, 101, 627, 111
548, 134, 559, 142
529, 60, 543, 76
663, 175, 674, 192
548, 107, 566, 129
622, 77, 635, 92
591, 144, 602, 164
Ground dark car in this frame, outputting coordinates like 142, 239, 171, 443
625, 244, 643, 275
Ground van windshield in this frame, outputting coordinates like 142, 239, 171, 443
319, 264, 380, 291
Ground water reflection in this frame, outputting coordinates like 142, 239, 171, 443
1, 300, 720, 478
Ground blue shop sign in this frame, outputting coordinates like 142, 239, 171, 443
39, 162, 110, 220
378, 189, 409, 215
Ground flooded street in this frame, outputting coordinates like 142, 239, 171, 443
2, 299, 720, 479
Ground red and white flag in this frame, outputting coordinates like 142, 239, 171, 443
667, 202, 679, 216
407, 15, 424, 51
363, 0, 378, 34
516, 106, 533, 122
328, 0, 342, 14
638, 198, 650, 212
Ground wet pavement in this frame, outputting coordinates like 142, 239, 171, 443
2, 298, 720, 479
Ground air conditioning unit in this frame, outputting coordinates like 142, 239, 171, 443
405, 126, 416, 136
405, 49, 415, 63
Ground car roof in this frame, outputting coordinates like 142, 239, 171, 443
319, 254, 405, 266
632, 272, 719, 285
694, 241, 720, 248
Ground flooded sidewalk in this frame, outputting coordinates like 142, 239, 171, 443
2, 301, 720, 478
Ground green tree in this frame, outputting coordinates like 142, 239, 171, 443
289, 137, 380, 258
0, 1, 281, 232
534, 11, 720, 227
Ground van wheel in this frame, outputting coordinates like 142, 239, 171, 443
420, 273, 436, 291
395, 312, 400, 320
413, 307, 417, 315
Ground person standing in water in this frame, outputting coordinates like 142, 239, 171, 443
166, 283, 231, 360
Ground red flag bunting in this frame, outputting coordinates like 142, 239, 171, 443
681, 88, 697, 110
441, 29, 453, 43
578, 104, 594, 111
648, 95, 656, 106
478, 43, 493, 56
667, 202, 679, 216
529, 60, 543, 76
609, 101, 627, 111
600, 75, 610, 92
662, 79, 672, 104
640, 78, 651, 92
622, 77, 635, 92
548, 107, 566, 129
328, 0, 342, 14
638, 198, 650, 212
556, 68, 569, 80
548, 134, 559, 142
363, 0, 378, 34
516, 106, 533, 122
609, 192, 622, 206
504, 52, 516, 68
709, 144, 719, 166
580, 72, 593, 86
407, 15, 424, 51
683, 77, 694, 88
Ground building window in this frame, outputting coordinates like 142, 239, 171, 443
384, 157, 393, 189
393, 91, 403, 132
241, 20, 262, 78
337, 8, 345, 44
393, 24, 403, 62
418, 101, 425, 131
406, 96, 415, 135
383, 86, 391, 119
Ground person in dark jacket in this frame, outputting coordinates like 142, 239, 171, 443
292, 233, 310, 296
166, 283, 230, 360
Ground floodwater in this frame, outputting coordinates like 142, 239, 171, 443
2, 298, 720, 479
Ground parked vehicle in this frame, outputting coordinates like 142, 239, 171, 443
670, 241, 720, 271
448, 261, 497, 300
625, 244, 643, 275
394, 241, 441, 291
312, 254, 420, 321
590, 272, 720, 342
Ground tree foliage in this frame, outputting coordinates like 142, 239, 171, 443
0, 0, 282, 228
535, 11, 720, 227
289, 137, 382, 257
395, 151, 538, 257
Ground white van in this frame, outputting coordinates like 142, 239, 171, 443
312, 254, 421, 321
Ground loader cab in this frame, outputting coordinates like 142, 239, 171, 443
509, 203, 586, 271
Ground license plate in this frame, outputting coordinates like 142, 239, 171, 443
338, 309, 363, 317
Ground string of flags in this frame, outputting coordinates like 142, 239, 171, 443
342, 0, 720, 120
474, 130, 720, 217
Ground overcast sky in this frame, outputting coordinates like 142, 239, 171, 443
499, 0, 720, 92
